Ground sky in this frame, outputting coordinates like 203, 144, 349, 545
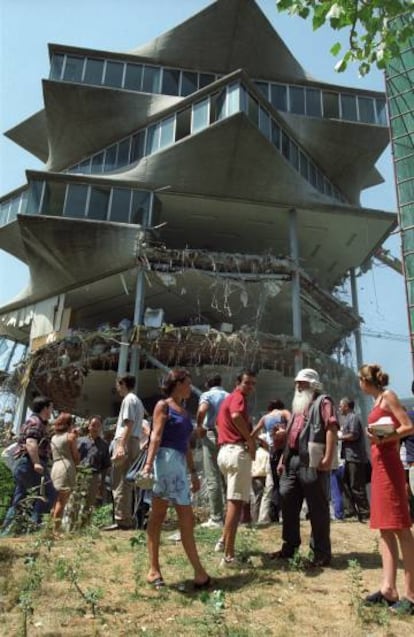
0, 0, 412, 397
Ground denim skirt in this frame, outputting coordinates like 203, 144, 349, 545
153, 447, 191, 506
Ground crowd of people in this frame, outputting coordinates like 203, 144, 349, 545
1, 363, 414, 614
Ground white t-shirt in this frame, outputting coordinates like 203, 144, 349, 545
114, 392, 144, 440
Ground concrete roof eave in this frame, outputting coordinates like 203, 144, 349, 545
5, 110, 48, 163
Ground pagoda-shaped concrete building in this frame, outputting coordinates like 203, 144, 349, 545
0, 0, 395, 417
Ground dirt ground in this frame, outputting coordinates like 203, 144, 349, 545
0, 518, 412, 637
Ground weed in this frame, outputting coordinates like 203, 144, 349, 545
347, 558, 390, 628
287, 549, 306, 572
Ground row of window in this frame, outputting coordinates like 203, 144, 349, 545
50, 52, 216, 97
24, 181, 152, 225
49, 50, 387, 126
68, 80, 345, 203
254, 80, 387, 126
0, 191, 27, 227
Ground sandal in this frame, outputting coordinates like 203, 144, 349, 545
389, 598, 414, 615
147, 577, 165, 589
364, 591, 397, 606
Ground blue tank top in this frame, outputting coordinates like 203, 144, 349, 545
263, 412, 285, 446
160, 406, 193, 454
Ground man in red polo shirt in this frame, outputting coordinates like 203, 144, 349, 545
217, 369, 257, 567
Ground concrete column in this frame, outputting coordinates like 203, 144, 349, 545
350, 267, 368, 425
289, 208, 303, 373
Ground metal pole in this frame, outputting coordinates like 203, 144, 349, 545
289, 208, 303, 373
350, 267, 368, 425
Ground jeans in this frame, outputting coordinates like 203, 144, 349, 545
201, 430, 224, 521
2, 456, 56, 532
330, 465, 344, 520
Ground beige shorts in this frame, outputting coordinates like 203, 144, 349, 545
217, 444, 252, 502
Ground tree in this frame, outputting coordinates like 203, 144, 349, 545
276, 0, 414, 75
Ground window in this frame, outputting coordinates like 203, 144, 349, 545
271, 120, 280, 149
255, 81, 269, 100
162, 68, 180, 95
88, 186, 110, 220
146, 124, 160, 154
375, 99, 387, 125
83, 58, 104, 85
323, 91, 339, 119
41, 182, 66, 216
117, 138, 131, 167
289, 86, 305, 115
77, 158, 92, 174
299, 151, 309, 180
247, 94, 259, 126
110, 188, 131, 223
270, 84, 287, 111
104, 60, 124, 88
358, 96, 375, 123
290, 141, 299, 170
63, 55, 84, 82
309, 163, 317, 188
159, 116, 175, 149
198, 73, 215, 89
124, 63, 143, 90
216, 89, 227, 121
192, 98, 209, 132
316, 169, 324, 192
305, 88, 322, 117
340, 94, 358, 121
175, 107, 192, 140
181, 71, 198, 96
8, 196, 21, 221
104, 145, 118, 171
142, 66, 161, 93
130, 131, 146, 162
0, 201, 10, 226
26, 181, 45, 215
281, 131, 290, 160
227, 83, 240, 116
64, 184, 88, 218
258, 107, 270, 138
91, 152, 105, 173
50, 53, 64, 80
131, 191, 150, 225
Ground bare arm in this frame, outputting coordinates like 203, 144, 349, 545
251, 416, 265, 439
195, 401, 208, 438
231, 412, 256, 460
368, 390, 414, 446
113, 419, 133, 459
68, 431, 80, 465
26, 438, 43, 474
143, 400, 168, 473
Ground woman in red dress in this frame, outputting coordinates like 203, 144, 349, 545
359, 364, 414, 614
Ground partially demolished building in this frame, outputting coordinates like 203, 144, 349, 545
0, 0, 396, 417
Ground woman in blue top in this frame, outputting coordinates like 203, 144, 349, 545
143, 368, 210, 590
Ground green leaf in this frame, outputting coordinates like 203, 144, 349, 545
330, 41, 342, 56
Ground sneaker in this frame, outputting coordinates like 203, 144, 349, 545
214, 539, 225, 553
200, 518, 223, 529
167, 530, 181, 542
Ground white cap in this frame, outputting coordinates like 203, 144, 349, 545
294, 368, 321, 388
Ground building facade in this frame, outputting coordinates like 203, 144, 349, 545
0, 0, 396, 417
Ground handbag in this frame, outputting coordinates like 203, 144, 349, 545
1, 441, 19, 472
125, 444, 152, 486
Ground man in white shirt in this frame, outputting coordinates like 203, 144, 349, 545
107, 374, 144, 530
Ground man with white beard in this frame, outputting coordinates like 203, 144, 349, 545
271, 368, 338, 567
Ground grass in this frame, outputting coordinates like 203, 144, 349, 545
0, 517, 412, 636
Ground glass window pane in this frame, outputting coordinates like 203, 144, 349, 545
316, 169, 324, 192
290, 141, 299, 170
0, 201, 10, 226
199, 73, 215, 89
181, 71, 198, 96
104, 145, 118, 171
131, 130, 146, 161
160, 116, 175, 149
299, 151, 308, 179
271, 120, 280, 149
77, 158, 91, 174
324, 178, 333, 197
124, 63, 143, 91
50, 53, 64, 80
110, 188, 131, 223
305, 88, 322, 117
255, 81, 269, 99
88, 186, 109, 220
63, 55, 84, 82
9, 196, 20, 221
396, 156, 414, 181
226, 83, 240, 115
247, 94, 259, 126
358, 96, 375, 123
259, 107, 270, 138
117, 138, 131, 167
400, 203, 414, 229
104, 61, 124, 88
64, 184, 88, 218
142, 66, 161, 93
289, 86, 305, 115
26, 181, 45, 214
281, 131, 290, 159
146, 124, 160, 154
375, 98, 387, 125
192, 98, 209, 132
83, 58, 104, 85
91, 152, 105, 173
309, 163, 317, 187
176, 107, 192, 140
323, 92, 340, 119
216, 89, 227, 121
270, 84, 287, 111
131, 190, 150, 225
41, 182, 66, 216
162, 68, 180, 96
399, 179, 414, 206
340, 94, 358, 121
